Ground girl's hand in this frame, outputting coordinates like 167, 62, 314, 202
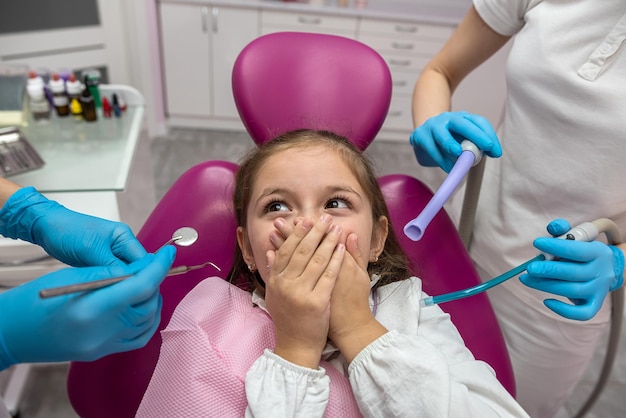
265, 215, 345, 368
329, 233, 388, 363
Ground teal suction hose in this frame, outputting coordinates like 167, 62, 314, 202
420, 254, 545, 306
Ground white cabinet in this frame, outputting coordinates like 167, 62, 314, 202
357, 18, 454, 135
159, 2, 259, 122
160, 3, 212, 117
261, 10, 358, 38
157, 3, 508, 141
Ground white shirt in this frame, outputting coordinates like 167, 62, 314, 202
457, 0, 626, 320
245, 277, 529, 417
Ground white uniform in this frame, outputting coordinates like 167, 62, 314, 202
138, 276, 529, 417
447, 1, 626, 417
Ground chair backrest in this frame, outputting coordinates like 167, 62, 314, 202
67, 32, 514, 417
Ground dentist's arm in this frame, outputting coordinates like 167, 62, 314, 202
0, 178, 147, 267
410, 6, 509, 172
0, 246, 176, 370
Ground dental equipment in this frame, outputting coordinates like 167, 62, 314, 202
420, 219, 614, 307
160, 226, 198, 248
38, 227, 219, 299
404, 141, 483, 241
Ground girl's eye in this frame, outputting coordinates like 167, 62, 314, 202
266, 201, 289, 213
326, 198, 349, 209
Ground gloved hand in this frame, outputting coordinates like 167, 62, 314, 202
520, 219, 625, 321
0, 186, 147, 267
409, 111, 502, 173
0, 246, 176, 370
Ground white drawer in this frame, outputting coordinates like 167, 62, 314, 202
261, 10, 358, 34
383, 95, 413, 131
380, 52, 431, 73
262, 26, 356, 38
359, 18, 454, 40
360, 34, 445, 56
390, 71, 416, 96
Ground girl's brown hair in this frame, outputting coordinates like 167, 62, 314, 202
228, 129, 411, 291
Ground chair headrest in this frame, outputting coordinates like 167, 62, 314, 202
232, 32, 392, 151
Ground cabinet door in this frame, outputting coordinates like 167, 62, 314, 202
212, 7, 259, 118
160, 2, 212, 117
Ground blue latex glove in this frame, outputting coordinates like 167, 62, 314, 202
0, 246, 176, 370
0, 187, 147, 267
520, 219, 625, 321
409, 111, 502, 173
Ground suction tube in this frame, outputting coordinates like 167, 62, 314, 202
404, 141, 482, 241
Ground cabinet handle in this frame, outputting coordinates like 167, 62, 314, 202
298, 16, 322, 25
388, 110, 403, 117
394, 24, 418, 34
201, 7, 209, 33
212, 7, 219, 34
392, 80, 408, 87
388, 58, 411, 67
391, 41, 415, 50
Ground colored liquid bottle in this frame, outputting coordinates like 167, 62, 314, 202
70, 98, 83, 122
112, 93, 122, 117
80, 87, 97, 122
66, 73, 83, 102
26, 71, 50, 122
101, 96, 112, 118
82, 70, 101, 108
49, 73, 70, 117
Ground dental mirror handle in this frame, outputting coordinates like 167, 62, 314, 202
404, 141, 482, 241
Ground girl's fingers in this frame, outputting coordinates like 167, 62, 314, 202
278, 215, 333, 278
271, 218, 314, 273
314, 242, 345, 298
346, 233, 368, 270
270, 217, 291, 249
297, 224, 343, 290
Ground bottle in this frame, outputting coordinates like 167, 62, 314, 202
112, 93, 122, 117
101, 96, 112, 118
82, 70, 102, 108
26, 74, 51, 122
66, 73, 83, 102
80, 87, 98, 122
49, 72, 70, 117
70, 97, 83, 122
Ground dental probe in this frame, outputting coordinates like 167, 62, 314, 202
404, 141, 483, 241
420, 221, 602, 307
38, 261, 221, 299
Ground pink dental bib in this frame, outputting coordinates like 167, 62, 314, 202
137, 277, 362, 417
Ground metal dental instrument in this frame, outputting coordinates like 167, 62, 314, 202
160, 226, 199, 248
420, 221, 604, 307
404, 141, 483, 241
38, 227, 219, 299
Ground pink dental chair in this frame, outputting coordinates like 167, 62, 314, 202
67, 32, 514, 417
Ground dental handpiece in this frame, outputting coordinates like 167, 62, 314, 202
404, 141, 483, 241
420, 221, 601, 307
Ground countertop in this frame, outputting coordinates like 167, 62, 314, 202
160, 0, 472, 25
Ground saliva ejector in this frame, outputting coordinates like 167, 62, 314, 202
404, 140, 483, 241
420, 219, 620, 306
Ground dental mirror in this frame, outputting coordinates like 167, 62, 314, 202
163, 227, 199, 248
